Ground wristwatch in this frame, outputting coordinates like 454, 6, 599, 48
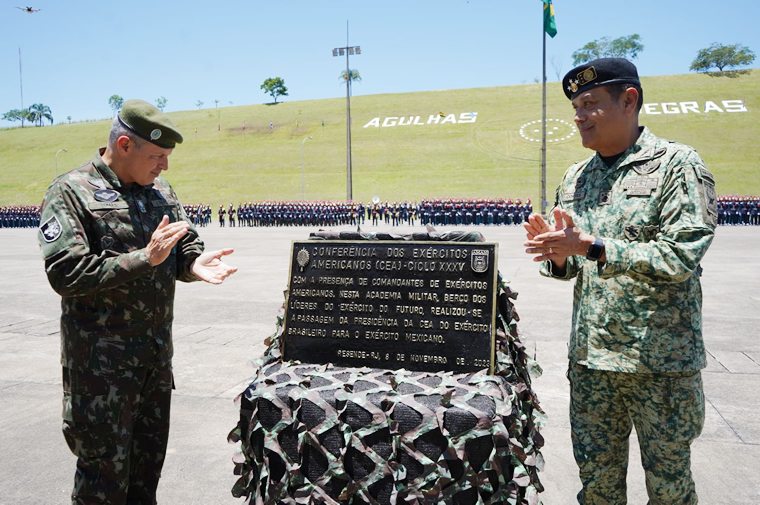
586, 237, 605, 261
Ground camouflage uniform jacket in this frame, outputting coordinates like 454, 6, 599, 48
38, 150, 204, 371
542, 127, 717, 373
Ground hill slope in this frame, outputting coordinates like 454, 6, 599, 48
1, 71, 757, 206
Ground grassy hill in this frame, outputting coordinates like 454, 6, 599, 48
1, 71, 758, 206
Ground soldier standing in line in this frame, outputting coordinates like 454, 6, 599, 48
218, 204, 226, 227
523, 59, 716, 504
37, 100, 238, 504
228, 203, 236, 227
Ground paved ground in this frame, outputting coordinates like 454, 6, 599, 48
1, 225, 759, 504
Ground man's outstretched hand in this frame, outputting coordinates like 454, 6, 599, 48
191, 249, 238, 284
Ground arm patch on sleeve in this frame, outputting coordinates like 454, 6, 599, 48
697, 167, 717, 226
39, 215, 63, 243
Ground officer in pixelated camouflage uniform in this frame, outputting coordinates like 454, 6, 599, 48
523, 59, 716, 504
38, 99, 238, 504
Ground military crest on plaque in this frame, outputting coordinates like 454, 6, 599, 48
296, 247, 310, 271
471, 249, 489, 273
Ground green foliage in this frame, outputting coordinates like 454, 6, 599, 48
2, 108, 30, 125
572, 34, 644, 66
690, 43, 756, 74
5, 104, 55, 127
26, 103, 53, 127
0, 71, 758, 205
261, 77, 288, 104
108, 95, 124, 113
155, 96, 168, 111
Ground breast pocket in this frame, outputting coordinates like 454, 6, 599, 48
89, 201, 138, 251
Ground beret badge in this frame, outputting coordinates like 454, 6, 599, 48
578, 66, 598, 86
150, 129, 162, 140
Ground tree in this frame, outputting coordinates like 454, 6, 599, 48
2, 108, 30, 126
155, 96, 168, 111
572, 34, 644, 66
195, 100, 204, 109
26, 103, 53, 127
260, 77, 288, 104
108, 95, 124, 114
690, 43, 756, 74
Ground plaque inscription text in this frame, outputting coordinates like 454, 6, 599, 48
283, 241, 498, 373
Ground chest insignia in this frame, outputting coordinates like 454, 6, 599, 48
622, 176, 659, 197
624, 225, 640, 241
632, 159, 661, 175
94, 189, 119, 202
598, 191, 611, 205
101, 236, 115, 249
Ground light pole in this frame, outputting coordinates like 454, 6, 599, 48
214, 99, 220, 131
300, 136, 312, 200
332, 22, 361, 201
55, 148, 68, 174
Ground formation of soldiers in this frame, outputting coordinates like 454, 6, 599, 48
0, 205, 41, 228
717, 195, 760, 225
214, 201, 366, 227
4, 197, 760, 230
203, 198, 533, 227
183, 204, 213, 227
418, 198, 532, 226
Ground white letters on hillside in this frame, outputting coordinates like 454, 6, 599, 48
361, 100, 748, 129
642, 100, 748, 115
363, 112, 478, 128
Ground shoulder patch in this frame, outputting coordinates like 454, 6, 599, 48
39, 215, 63, 243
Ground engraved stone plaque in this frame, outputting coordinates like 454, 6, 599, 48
283, 240, 498, 373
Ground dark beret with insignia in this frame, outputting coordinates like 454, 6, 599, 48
118, 99, 183, 149
562, 57, 641, 100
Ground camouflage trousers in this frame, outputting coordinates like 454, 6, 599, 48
568, 363, 704, 505
62, 365, 173, 505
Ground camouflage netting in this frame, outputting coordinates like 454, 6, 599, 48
228, 230, 545, 504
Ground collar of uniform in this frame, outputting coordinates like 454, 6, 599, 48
93, 147, 156, 192
623, 128, 668, 165
93, 148, 123, 189
594, 126, 656, 170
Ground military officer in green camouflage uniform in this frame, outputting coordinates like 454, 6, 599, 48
38, 100, 238, 504
523, 59, 716, 504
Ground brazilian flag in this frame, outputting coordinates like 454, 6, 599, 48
543, 0, 557, 38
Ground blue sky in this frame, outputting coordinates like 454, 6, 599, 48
1, 0, 758, 126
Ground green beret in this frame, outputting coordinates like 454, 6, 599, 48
118, 99, 183, 149
562, 58, 641, 100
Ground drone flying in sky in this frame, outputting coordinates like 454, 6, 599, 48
16, 6, 41, 13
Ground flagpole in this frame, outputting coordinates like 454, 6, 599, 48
540, 16, 547, 216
